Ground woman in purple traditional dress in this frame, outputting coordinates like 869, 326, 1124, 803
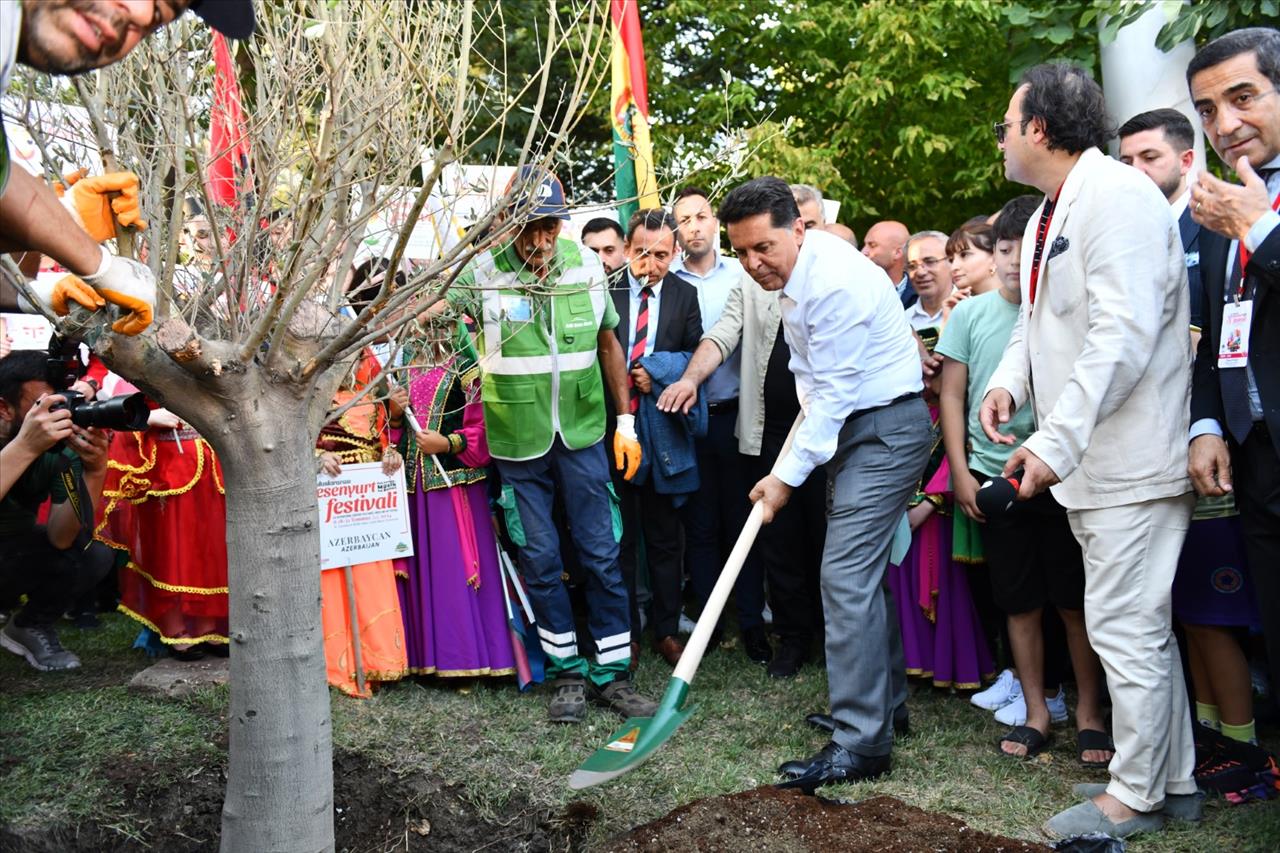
886, 361, 994, 690
390, 319, 515, 678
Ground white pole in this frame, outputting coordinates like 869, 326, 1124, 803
1099, 1, 1204, 172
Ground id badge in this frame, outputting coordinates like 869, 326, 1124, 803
501, 294, 533, 323
1218, 300, 1252, 368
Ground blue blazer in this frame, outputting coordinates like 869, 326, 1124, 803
1179, 205, 1203, 330
634, 351, 707, 502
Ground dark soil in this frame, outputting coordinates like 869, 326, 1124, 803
601, 786, 1051, 853
0, 751, 599, 852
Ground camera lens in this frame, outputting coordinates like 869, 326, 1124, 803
70, 392, 151, 431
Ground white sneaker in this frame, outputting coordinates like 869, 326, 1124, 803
994, 688, 1069, 726
971, 669, 1021, 711
677, 611, 697, 635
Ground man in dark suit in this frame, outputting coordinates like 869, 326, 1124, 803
610, 208, 703, 666
1185, 28, 1280, 697
1118, 109, 1202, 329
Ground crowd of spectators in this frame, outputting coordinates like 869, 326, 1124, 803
1, 3, 1279, 842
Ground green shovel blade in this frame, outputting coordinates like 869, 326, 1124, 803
568, 677, 694, 789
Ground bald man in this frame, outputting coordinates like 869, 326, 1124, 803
862, 221, 913, 308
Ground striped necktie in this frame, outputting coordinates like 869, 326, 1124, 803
628, 286, 653, 413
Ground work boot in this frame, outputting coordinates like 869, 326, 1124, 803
1, 620, 81, 671
590, 678, 658, 719
548, 677, 587, 724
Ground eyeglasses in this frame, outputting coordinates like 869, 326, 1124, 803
906, 256, 947, 274
993, 118, 1030, 144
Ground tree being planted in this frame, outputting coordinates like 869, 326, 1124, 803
9, 1, 607, 850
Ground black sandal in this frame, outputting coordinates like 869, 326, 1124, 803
999, 725, 1052, 758
1078, 728, 1115, 768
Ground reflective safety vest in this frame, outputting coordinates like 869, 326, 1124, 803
464, 239, 615, 461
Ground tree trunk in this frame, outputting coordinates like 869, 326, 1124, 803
212, 387, 335, 853
93, 308, 347, 852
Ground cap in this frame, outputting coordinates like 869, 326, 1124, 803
190, 0, 257, 40
505, 164, 570, 222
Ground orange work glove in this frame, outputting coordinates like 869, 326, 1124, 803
82, 246, 156, 335
50, 167, 89, 198
60, 171, 148, 242
613, 413, 642, 481
19, 274, 105, 315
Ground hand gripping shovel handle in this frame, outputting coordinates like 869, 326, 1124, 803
567, 412, 805, 790
673, 410, 804, 685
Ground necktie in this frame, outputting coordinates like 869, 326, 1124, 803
628, 286, 652, 413
1220, 168, 1278, 444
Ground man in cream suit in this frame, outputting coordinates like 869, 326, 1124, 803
979, 63, 1197, 840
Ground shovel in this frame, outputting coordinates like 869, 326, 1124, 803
569, 413, 804, 789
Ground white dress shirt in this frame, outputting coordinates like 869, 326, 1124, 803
625, 270, 662, 358
903, 295, 949, 331
774, 229, 923, 487
1170, 186, 1191, 223
672, 249, 744, 403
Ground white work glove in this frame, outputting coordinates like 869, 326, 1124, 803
81, 245, 156, 335
613, 412, 641, 481
17, 274, 105, 316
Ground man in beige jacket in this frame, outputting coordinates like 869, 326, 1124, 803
979, 63, 1196, 840
659, 261, 829, 680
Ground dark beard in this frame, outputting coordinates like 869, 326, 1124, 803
1157, 172, 1183, 202
17, 0, 128, 76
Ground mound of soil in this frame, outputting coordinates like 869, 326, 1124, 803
0, 751, 598, 853
602, 786, 1051, 853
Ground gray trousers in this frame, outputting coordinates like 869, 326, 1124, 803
823, 397, 932, 757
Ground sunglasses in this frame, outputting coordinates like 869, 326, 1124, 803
992, 117, 1031, 144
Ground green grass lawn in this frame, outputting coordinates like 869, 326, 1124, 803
2, 612, 1279, 850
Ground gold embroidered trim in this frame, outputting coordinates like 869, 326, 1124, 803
122, 560, 229, 595
933, 678, 988, 690
106, 432, 158, 475
406, 666, 517, 677
116, 603, 229, 644
101, 440, 222, 502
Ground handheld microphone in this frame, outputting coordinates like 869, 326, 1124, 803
975, 467, 1025, 516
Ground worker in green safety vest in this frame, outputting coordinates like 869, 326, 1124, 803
444, 165, 659, 724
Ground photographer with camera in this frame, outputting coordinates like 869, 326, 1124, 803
0, 349, 115, 671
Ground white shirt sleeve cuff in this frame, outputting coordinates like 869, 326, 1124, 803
1189, 418, 1223, 442
773, 451, 812, 489
1244, 210, 1280, 253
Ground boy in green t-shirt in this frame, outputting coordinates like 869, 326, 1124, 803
936, 196, 1110, 767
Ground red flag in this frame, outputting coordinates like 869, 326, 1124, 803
208, 33, 252, 208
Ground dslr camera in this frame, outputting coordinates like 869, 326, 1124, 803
46, 334, 150, 432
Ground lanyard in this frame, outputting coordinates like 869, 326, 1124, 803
1028, 185, 1063, 308
1235, 184, 1280, 301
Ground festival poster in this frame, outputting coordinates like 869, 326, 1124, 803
317, 462, 414, 570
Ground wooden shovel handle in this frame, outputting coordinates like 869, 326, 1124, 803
673, 412, 805, 685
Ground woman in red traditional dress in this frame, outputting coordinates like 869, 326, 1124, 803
96, 385, 230, 657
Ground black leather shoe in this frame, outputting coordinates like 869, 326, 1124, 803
804, 712, 911, 738
767, 641, 808, 678
741, 626, 772, 663
776, 741, 891, 792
